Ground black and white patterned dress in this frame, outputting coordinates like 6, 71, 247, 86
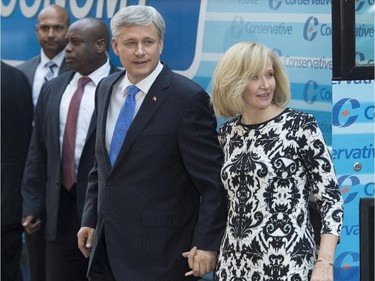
215, 108, 343, 281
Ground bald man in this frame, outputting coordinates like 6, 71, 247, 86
21, 18, 119, 281
17, 4, 70, 106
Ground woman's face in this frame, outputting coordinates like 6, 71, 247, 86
243, 59, 276, 111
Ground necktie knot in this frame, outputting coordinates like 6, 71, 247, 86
79, 76, 91, 88
45, 61, 57, 68
127, 85, 139, 97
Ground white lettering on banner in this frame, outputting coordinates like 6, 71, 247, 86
20, 0, 42, 18
70, 0, 93, 18
1, 0, 17, 17
1, 0, 129, 18
346, 80, 373, 84
96, 0, 125, 18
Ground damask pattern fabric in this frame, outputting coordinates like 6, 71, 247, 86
215, 108, 343, 281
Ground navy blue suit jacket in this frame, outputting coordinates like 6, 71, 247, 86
82, 65, 228, 281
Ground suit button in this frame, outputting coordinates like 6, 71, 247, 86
107, 181, 112, 186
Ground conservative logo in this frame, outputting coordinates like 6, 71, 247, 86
303, 16, 319, 41
332, 97, 374, 127
355, 51, 374, 65
269, 0, 282, 10
355, 0, 366, 11
338, 175, 360, 204
303, 16, 333, 41
303, 80, 332, 104
332, 98, 360, 127
335, 251, 359, 280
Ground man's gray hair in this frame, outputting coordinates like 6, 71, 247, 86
110, 5, 165, 39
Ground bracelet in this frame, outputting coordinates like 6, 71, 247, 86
315, 259, 334, 267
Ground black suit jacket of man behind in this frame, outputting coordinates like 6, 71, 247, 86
1, 61, 33, 281
22, 65, 119, 242
82, 65, 228, 281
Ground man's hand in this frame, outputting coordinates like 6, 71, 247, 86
22, 215, 41, 235
77, 226, 95, 258
182, 246, 217, 277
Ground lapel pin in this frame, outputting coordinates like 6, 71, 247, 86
152, 96, 157, 102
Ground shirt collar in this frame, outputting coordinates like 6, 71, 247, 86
121, 61, 163, 95
40, 49, 65, 68
72, 59, 111, 86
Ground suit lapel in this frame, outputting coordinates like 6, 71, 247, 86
59, 60, 68, 75
29, 56, 41, 85
101, 71, 125, 169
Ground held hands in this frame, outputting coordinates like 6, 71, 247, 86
311, 259, 334, 281
22, 215, 41, 235
182, 246, 217, 277
77, 226, 95, 258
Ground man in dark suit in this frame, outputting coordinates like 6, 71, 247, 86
21, 18, 119, 281
16, 6, 70, 281
1, 61, 33, 281
77, 5, 228, 281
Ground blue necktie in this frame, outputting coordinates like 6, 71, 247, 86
109, 85, 139, 166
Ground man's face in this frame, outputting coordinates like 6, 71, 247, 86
64, 22, 101, 76
36, 8, 69, 59
112, 24, 163, 84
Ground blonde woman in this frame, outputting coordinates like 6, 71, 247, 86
211, 42, 343, 281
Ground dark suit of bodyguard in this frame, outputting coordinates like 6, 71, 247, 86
21, 18, 120, 281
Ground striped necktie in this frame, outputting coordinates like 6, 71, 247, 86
44, 61, 57, 81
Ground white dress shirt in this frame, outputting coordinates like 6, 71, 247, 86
59, 59, 111, 176
105, 61, 163, 152
32, 50, 65, 106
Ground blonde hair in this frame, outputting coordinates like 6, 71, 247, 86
211, 42, 291, 118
